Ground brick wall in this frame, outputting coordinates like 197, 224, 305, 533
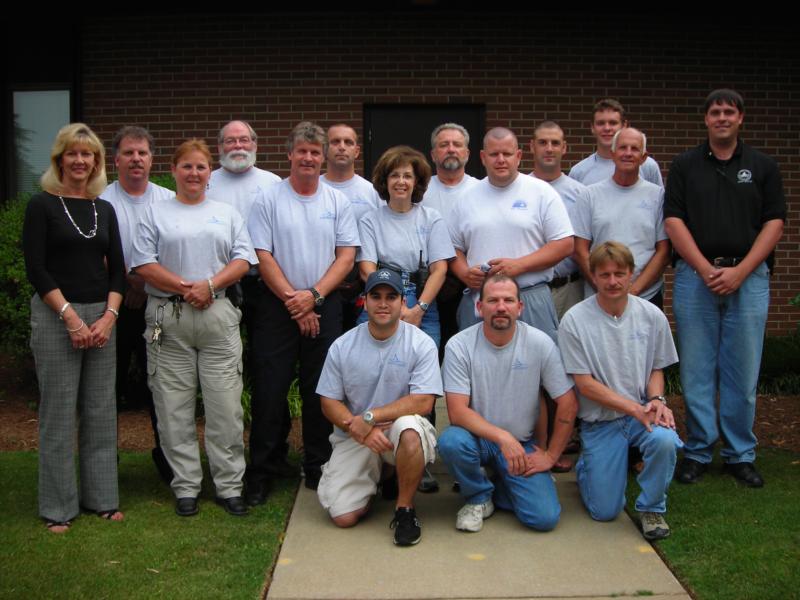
81, 10, 799, 335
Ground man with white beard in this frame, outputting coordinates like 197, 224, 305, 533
208, 120, 281, 221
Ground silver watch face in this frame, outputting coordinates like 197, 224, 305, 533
363, 411, 374, 425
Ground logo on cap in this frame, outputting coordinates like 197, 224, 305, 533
378, 270, 390, 279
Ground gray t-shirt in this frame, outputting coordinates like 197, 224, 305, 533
569, 153, 664, 187
443, 322, 573, 442
558, 294, 678, 422
321, 173, 382, 223
102, 181, 173, 269
248, 179, 360, 290
448, 174, 574, 288
530, 173, 587, 278
573, 178, 667, 300
317, 320, 443, 439
207, 167, 281, 222
131, 196, 256, 297
357, 204, 455, 271
421, 174, 479, 225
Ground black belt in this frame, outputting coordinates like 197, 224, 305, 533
548, 272, 582, 289
710, 256, 745, 268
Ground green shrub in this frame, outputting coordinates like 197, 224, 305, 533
0, 195, 34, 359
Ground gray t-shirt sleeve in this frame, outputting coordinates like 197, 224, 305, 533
652, 313, 679, 370
557, 313, 593, 376
571, 188, 593, 241
442, 336, 472, 396
316, 341, 345, 401
427, 211, 456, 264
335, 195, 361, 247
410, 334, 445, 396
541, 345, 574, 399
130, 204, 159, 268
248, 190, 273, 253
356, 213, 378, 264
230, 210, 257, 265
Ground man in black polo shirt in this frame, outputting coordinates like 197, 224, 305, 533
664, 89, 785, 488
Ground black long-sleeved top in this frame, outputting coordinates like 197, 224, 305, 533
23, 191, 125, 303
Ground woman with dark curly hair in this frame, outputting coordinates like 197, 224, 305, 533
23, 123, 125, 533
357, 145, 455, 347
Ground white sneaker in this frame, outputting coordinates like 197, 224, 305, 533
456, 500, 495, 532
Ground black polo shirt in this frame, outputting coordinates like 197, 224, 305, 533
664, 140, 786, 261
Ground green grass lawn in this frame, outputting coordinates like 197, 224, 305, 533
627, 448, 800, 600
0, 452, 297, 600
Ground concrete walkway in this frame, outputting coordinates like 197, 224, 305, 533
267, 404, 689, 600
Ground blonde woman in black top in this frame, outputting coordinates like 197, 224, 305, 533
23, 123, 125, 533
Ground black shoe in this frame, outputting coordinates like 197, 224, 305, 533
304, 470, 321, 491
152, 447, 174, 485
215, 496, 249, 516
175, 497, 199, 517
674, 458, 707, 484
381, 473, 399, 500
417, 468, 440, 493
390, 507, 421, 546
267, 460, 298, 479
245, 481, 270, 507
724, 462, 764, 488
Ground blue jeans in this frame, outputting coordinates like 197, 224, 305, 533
672, 260, 769, 464
358, 281, 440, 348
438, 426, 561, 531
577, 416, 681, 519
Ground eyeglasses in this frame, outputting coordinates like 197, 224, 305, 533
223, 136, 254, 146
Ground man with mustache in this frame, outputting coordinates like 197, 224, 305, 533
438, 274, 577, 533
559, 241, 681, 540
103, 125, 173, 483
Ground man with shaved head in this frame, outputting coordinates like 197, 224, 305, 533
572, 128, 671, 309
447, 127, 574, 343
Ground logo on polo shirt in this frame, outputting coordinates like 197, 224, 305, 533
320, 211, 336, 220
511, 359, 528, 370
388, 353, 407, 367
737, 169, 752, 183
511, 200, 528, 210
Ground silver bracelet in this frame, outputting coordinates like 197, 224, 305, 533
58, 302, 71, 320
207, 278, 216, 297
106, 307, 119, 319
66, 320, 86, 334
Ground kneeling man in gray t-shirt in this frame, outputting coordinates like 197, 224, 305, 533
559, 241, 681, 541
439, 274, 578, 533
316, 269, 443, 546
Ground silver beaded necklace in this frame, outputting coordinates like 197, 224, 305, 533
59, 195, 98, 239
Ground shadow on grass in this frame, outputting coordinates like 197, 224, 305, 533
626, 448, 800, 600
0, 451, 298, 600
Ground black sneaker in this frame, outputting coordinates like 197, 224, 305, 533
390, 507, 421, 546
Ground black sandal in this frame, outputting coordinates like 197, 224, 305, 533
96, 509, 123, 520
45, 519, 72, 532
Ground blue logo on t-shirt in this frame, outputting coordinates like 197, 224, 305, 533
417, 225, 433, 235
320, 211, 336, 220
629, 331, 648, 343
207, 216, 225, 225
511, 359, 528, 370
511, 200, 528, 210
388, 353, 407, 367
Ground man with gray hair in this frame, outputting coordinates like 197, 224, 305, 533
448, 127, 574, 343
422, 123, 479, 223
103, 125, 173, 483
245, 122, 360, 505
207, 120, 280, 221
573, 128, 671, 309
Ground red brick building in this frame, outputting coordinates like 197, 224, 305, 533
5, 8, 798, 334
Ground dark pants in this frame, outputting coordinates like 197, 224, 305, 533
245, 283, 341, 487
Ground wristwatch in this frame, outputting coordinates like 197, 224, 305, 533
309, 287, 325, 307
648, 395, 667, 405
363, 410, 376, 426
418, 301, 430, 312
